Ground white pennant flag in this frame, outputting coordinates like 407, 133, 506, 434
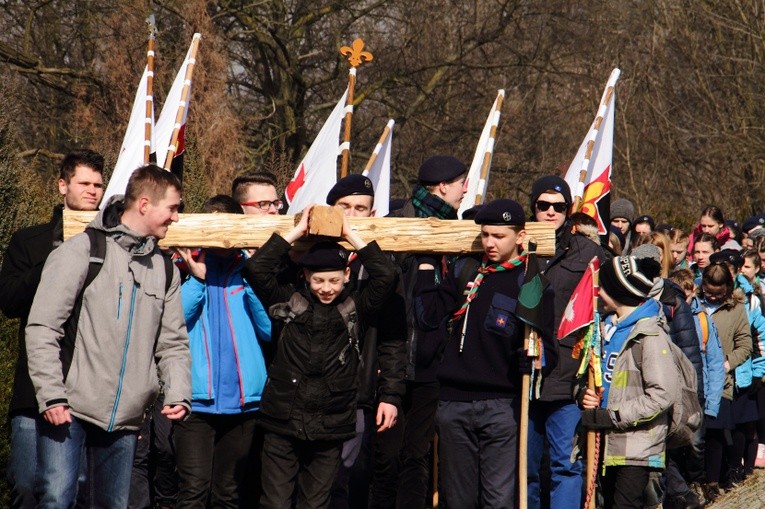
362, 119, 394, 217
155, 34, 200, 169
459, 90, 504, 218
102, 65, 152, 207
564, 68, 620, 234
286, 88, 349, 214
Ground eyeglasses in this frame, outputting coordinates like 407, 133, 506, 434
535, 200, 567, 213
240, 200, 284, 211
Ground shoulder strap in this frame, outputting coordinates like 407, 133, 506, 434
697, 311, 710, 352
84, 227, 106, 289
337, 297, 359, 342
162, 253, 173, 294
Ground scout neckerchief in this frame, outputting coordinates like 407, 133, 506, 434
452, 251, 527, 352
411, 184, 458, 220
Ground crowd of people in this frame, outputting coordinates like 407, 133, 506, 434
2, 149, 763, 509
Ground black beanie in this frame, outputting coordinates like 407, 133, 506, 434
529, 176, 571, 215
600, 256, 662, 307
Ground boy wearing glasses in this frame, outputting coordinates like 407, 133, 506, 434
232, 171, 284, 215
525, 175, 606, 509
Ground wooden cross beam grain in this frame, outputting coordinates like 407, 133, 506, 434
63, 210, 556, 255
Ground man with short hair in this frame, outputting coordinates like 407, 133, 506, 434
525, 175, 606, 509
26, 164, 191, 508
232, 171, 283, 215
0, 149, 105, 509
372, 155, 467, 509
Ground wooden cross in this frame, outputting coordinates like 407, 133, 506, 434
63, 207, 556, 255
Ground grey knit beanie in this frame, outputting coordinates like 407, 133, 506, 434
610, 198, 636, 223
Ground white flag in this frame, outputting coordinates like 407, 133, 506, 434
362, 119, 394, 217
286, 88, 349, 214
564, 68, 620, 234
459, 90, 504, 218
155, 33, 200, 169
102, 65, 152, 207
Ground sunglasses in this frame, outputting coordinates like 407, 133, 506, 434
240, 200, 284, 211
535, 200, 567, 213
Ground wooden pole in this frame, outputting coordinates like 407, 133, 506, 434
163, 33, 201, 169
63, 209, 556, 254
474, 90, 505, 206
519, 326, 535, 509
571, 69, 621, 212
144, 16, 156, 164
339, 38, 373, 178
585, 265, 601, 509
362, 119, 393, 173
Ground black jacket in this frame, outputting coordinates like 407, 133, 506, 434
416, 258, 557, 401
660, 280, 705, 397
388, 200, 451, 382
243, 234, 396, 440
348, 258, 407, 411
0, 206, 63, 416
538, 226, 607, 402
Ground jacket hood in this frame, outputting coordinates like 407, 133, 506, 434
87, 194, 158, 256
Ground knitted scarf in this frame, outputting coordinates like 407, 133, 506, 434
411, 184, 458, 220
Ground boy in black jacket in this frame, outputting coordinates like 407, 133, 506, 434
416, 199, 556, 507
243, 205, 396, 509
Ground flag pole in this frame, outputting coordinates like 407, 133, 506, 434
584, 262, 601, 509
339, 38, 373, 178
164, 33, 201, 169
518, 238, 539, 509
474, 89, 505, 206
572, 69, 621, 212
144, 15, 156, 164
362, 119, 393, 173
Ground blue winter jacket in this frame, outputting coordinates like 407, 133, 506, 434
736, 275, 765, 380
690, 297, 725, 417
660, 281, 704, 397
181, 251, 271, 414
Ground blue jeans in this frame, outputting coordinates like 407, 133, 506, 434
35, 415, 138, 509
527, 401, 584, 509
8, 414, 37, 509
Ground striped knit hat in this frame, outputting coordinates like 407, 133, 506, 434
600, 255, 662, 306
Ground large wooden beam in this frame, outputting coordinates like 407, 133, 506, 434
63, 211, 557, 255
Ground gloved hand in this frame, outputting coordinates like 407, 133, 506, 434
581, 408, 615, 430
516, 347, 533, 375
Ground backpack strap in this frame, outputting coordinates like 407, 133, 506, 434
162, 253, 173, 294
697, 311, 710, 353
84, 227, 106, 288
268, 292, 310, 325
62, 228, 107, 380
336, 297, 360, 366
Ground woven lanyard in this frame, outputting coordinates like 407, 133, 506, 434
452, 253, 526, 320
453, 253, 525, 352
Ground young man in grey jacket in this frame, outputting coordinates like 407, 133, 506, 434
26, 164, 191, 509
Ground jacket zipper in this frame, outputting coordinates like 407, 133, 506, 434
223, 258, 247, 407
108, 281, 137, 431
117, 282, 123, 320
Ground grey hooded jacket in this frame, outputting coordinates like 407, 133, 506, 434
25, 196, 191, 431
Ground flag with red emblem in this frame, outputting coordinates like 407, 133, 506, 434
558, 256, 600, 340
286, 88, 349, 214
564, 68, 620, 235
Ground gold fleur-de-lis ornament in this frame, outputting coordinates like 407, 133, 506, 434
340, 38, 373, 67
